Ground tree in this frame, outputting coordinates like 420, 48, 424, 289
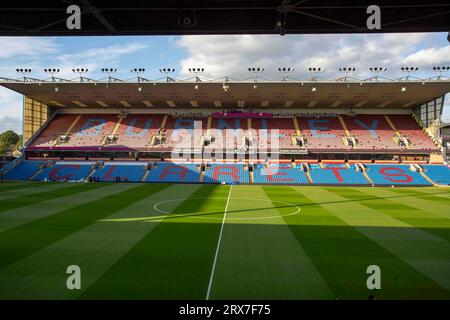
16, 135, 23, 149
0, 130, 19, 147
0, 130, 20, 156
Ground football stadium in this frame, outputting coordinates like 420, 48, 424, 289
0, 1, 449, 304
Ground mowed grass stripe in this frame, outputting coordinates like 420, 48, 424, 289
0, 183, 161, 271
381, 187, 450, 208
279, 186, 449, 299
297, 186, 450, 297
82, 185, 229, 299
0, 182, 75, 200
210, 185, 332, 299
0, 182, 44, 192
330, 187, 450, 242
0, 183, 122, 232
0, 184, 198, 299
353, 187, 450, 220
0, 183, 83, 210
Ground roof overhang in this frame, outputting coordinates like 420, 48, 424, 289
1, 1, 449, 36
1, 80, 449, 110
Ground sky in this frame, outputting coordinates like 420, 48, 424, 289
0, 32, 449, 134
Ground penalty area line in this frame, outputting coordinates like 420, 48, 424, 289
205, 184, 232, 300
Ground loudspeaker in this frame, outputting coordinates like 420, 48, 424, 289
178, 10, 197, 28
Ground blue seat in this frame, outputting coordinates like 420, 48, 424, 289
422, 165, 450, 185
93, 164, 147, 182
203, 164, 249, 184
253, 164, 309, 184
33, 163, 92, 181
146, 163, 200, 183
2, 161, 42, 180
309, 164, 368, 185
365, 164, 431, 186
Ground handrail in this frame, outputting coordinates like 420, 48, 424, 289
0, 156, 24, 175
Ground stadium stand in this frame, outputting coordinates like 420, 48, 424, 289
63, 115, 117, 147
28, 114, 439, 154
4, 160, 450, 187
33, 162, 93, 182
253, 164, 309, 184
250, 118, 296, 149
206, 118, 246, 150
365, 164, 432, 186
2, 160, 41, 180
31, 114, 78, 147
92, 163, 147, 182
309, 164, 369, 185
5, 109, 447, 187
146, 162, 200, 183
203, 164, 249, 184
297, 116, 347, 151
422, 165, 450, 185
345, 115, 399, 151
389, 115, 440, 152
107, 115, 164, 150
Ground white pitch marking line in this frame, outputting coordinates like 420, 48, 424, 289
205, 185, 232, 300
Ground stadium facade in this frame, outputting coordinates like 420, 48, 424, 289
0, 75, 449, 186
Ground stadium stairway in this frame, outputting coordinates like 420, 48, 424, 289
301, 162, 314, 184
141, 166, 151, 182
355, 163, 374, 185
84, 161, 102, 181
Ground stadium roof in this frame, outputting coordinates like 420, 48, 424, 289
1, 79, 449, 109
1, 0, 449, 36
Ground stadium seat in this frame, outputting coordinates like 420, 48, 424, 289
253, 164, 309, 184
389, 115, 439, 152
203, 164, 249, 184
365, 164, 431, 186
345, 115, 399, 151
146, 162, 200, 183
29, 113, 439, 155
297, 116, 346, 151
2, 161, 42, 180
250, 118, 296, 149
309, 164, 369, 185
31, 114, 78, 147
33, 162, 92, 182
92, 163, 147, 182
108, 115, 164, 150
422, 165, 450, 185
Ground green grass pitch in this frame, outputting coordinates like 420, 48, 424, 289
0, 181, 449, 299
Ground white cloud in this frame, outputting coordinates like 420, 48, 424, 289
403, 46, 450, 66
177, 33, 449, 121
0, 87, 22, 133
176, 33, 430, 79
0, 37, 59, 59
0, 40, 148, 133
53, 43, 148, 79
